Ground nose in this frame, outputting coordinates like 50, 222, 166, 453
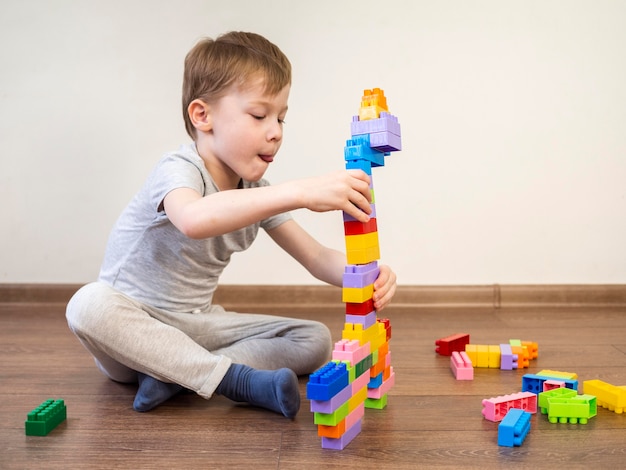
267, 120, 283, 142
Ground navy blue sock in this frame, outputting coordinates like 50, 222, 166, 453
215, 364, 300, 419
133, 372, 184, 412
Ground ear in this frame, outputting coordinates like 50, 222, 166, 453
187, 99, 212, 132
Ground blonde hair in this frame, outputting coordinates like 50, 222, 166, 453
182, 31, 292, 139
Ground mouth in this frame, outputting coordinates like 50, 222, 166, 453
258, 154, 274, 163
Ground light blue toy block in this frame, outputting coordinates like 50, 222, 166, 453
498, 408, 531, 447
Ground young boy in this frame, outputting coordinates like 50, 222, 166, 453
66, 31, 397, 419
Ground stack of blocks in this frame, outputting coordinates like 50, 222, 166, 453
306, 88, 401, 450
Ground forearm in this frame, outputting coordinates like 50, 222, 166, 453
167, 182, 301, 239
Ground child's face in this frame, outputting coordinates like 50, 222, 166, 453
204, 78, 290, 189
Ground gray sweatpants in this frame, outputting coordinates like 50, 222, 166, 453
66, 282, 332, 399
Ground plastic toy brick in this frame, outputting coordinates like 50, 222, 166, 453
344, 218, 378, 236
349, 384, 368, 409
318, 402, 365, 439
546, 394, 597, 424
342, 261, 380, 288
342, 284, 374, 303
482, 392, 537, 422
522, 373, 578, 395
379, 318, 391, 341
583, 379, 626, 414
369, 371, 383, 389
435, 333, 470, 356
344, 134, 386, 167
367, 367, 395, 399
345, 158, 373, 174
314, 401, 350, 426
543, 380, 566, 392
351, 366, 371, 394
346, 298, 375, 315
465, 344, 490, 368
368, 131, 402, 152
537, 387, 577, 414
499, 343, 518, 370
345, 232, 379, 251
350, 112, 401, 138
488, 345, 501, 368
346, 246, 380, 266
310, 382, 353, 414
522, 341, 539, 360
25, 399, 67, 436
346, 311, 377, 328
307, 362, 350, 401
450, 351, 473, 380
498, 409, 531, 447
370, 343, 389, 377
365, 394, 388, 409
509, 344, 530, 368
360, 88, 388, 111
321, 417, 362, 450
332, 339, 371, 366
537, 370, 578, 380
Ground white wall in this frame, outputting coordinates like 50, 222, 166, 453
1, 0, 625, 285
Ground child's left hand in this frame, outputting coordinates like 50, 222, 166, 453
372, 264, 397, 312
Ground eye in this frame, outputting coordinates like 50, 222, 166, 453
278, 118, 286, 125
252, 115, 265, 120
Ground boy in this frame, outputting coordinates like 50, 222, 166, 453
66, 31, 397, 419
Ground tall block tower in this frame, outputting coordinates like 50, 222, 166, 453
306, 88, 401, 450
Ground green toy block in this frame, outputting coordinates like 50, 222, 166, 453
365, 394, 388, 409
25, 399, 67, 436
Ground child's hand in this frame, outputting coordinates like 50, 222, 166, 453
298, 170, 372, 222
373, 264, 397, 312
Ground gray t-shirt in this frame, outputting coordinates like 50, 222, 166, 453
99, 143, 292, 312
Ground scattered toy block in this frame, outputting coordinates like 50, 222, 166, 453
583, 379, 626, 414
546, 394, 597, 424
435, 333, 470, 356
451, 351, 474, 380
498, 409, 531, 447
522, 373, 578, 395
482, 392, 537, 422
537, 387, 578, 414
25, 399, 67, 436
499, 343, 518, 370
543, 380, 566, 392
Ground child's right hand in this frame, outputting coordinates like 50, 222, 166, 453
297, 170, 372, 222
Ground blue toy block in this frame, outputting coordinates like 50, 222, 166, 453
344, 134, 386, 167
522, 373, 578, 394
368, 371, 383, 389
307, 362, 350, 401
498, 408, 531, 447
345, 158, 373, 174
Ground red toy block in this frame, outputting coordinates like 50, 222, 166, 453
346, 299, 375, 315
435, 333, 470, 356
344, 218, 378, 236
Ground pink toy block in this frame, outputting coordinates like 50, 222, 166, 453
332, 339, 371, 366
450, 351, 473, 380
367, 367, 395, 399
352, 368, 371, 394
543, 379, 566, 392
482, 391, 537, 422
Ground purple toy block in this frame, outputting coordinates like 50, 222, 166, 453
369, 131, 402, 152
346, 311, 377, 328
343, 261, 380, 288
350, 112, 401, 138
321, 418, 363, 450
310, 382, 353, 413
499, 343, 518, 370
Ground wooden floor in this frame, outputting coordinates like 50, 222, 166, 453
1, 297, 625, 469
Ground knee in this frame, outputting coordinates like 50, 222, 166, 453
65, 282, 110, 334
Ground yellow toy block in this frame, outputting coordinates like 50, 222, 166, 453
342, 284, 374, 303
359, 88, 388, 120
488, 345, 501, 368
346, 246, 380, 265
345, 232, 379, 250
538, 370, 578, 380
342, 322, 379, 348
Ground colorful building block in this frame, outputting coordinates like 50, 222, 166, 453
435, 333, 470, 356
546, 394, 597, 424
307, 362, 349, 401
498, 409, 531, 447
25, 399, 67, 436
583, 379, 626, 414
537, 387, 577, 414
482, 392, 537, 422
499, 343, 518, 370
450, 351, 473, 380
522, 373, 578, 395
